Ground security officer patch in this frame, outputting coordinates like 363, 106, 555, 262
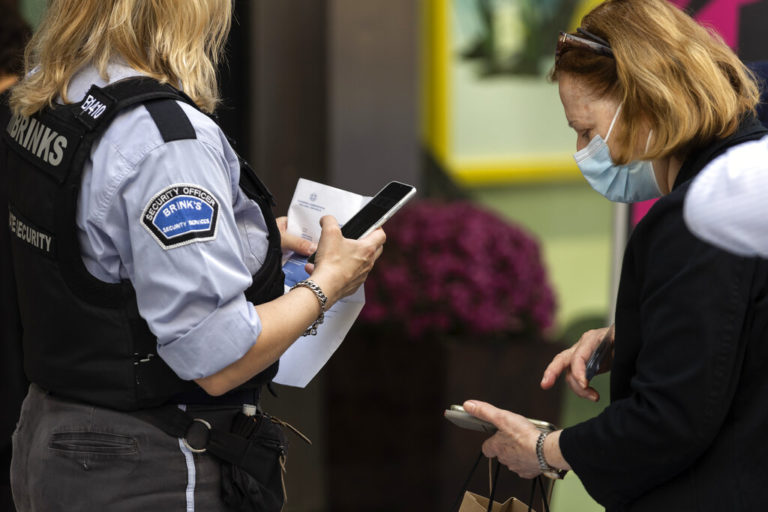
141, 184, 219, 249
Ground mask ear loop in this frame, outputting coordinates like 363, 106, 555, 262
605, 105, 654, 158
604, 102, 623, 143
644, 130, 653, 154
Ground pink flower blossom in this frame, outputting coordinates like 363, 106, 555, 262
359, 200, 557, 340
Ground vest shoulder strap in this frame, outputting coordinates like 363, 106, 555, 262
144, 99, 196, 142
65, 77, 195, 135
49, 78, 200, 306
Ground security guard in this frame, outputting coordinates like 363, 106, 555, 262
5, 1, 385, 510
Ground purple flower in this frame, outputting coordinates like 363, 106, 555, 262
359, 200, 557, 341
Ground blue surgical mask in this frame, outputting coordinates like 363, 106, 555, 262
574, 104, 661, 203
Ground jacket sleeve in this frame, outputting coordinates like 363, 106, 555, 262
559, 196, 756, 508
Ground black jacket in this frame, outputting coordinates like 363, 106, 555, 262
560, 118, 768, 511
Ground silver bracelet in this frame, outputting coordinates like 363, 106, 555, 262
291, 279, 327, 336
536, 431, 558, 477
536, 431, 568, 479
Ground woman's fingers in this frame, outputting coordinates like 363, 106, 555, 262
565, 371, 600, 401
465, 400, 542, 478
541, 326, 611, 401
540, 348, 573, 389
571, 344, 593, 389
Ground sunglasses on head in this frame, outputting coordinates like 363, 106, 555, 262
556, 27, 614, 61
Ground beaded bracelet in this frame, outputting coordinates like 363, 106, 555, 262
291, 279, 328, 336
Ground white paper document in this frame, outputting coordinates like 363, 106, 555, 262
273, 178, 370, 388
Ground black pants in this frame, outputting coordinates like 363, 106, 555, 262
11, 385, 241, 511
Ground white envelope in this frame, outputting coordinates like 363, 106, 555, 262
273, 178, 369, 388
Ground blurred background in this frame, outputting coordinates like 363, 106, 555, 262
9, 0, 768, 510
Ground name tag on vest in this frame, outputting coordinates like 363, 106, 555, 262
8, 205, 55, 257
5, 112, 80, 184
75, 86, 115, 130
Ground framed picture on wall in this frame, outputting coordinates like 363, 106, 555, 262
423, 0, 604, 186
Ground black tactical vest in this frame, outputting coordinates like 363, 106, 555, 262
3, 78, 285, 411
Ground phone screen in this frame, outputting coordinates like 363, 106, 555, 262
306, 181, 415, 264
340, 182, 415, 239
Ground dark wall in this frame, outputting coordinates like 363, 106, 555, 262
217, 0, 252, 161
218, 2, 421, 510
249, 0, 328, 214
218, 0, 328, 214
327, 0, 421, 195
222, 0, 420, 213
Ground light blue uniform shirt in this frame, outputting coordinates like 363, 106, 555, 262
70, 62, 269, 380
684, 134, 768, 258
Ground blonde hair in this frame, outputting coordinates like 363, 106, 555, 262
551, 0, 760, 164
11, 0, 231, 116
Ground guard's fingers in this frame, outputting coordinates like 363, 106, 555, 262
319, 215, 342, 235
373, 244, 384, 261
282, 232, 316, 256
362, 227, 387, 246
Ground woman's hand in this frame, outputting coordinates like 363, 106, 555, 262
540, 325, 614, 402
276, 216, 317, 256
462, 400, 543, 479
307, 215, 386, 308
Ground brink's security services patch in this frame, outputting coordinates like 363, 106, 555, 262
141, 184, 219, 249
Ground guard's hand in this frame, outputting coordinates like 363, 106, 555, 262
463, 400, 541, 479
540, 325, 614, 402
308, 215, 385, 307
277, 216, 317, 256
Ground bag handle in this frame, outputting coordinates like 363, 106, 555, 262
452, 452, 485, 511
452, 451, 552, 512
487, 459, 501, 512
528, 475, 552, 512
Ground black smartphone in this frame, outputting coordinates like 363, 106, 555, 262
585, 330, 612, 381
307, 181, 416, 264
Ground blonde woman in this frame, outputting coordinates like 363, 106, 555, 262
6, 0, 384, 510
464, 0, 768, 510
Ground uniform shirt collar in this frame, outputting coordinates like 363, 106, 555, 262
65, 57, 146, 105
